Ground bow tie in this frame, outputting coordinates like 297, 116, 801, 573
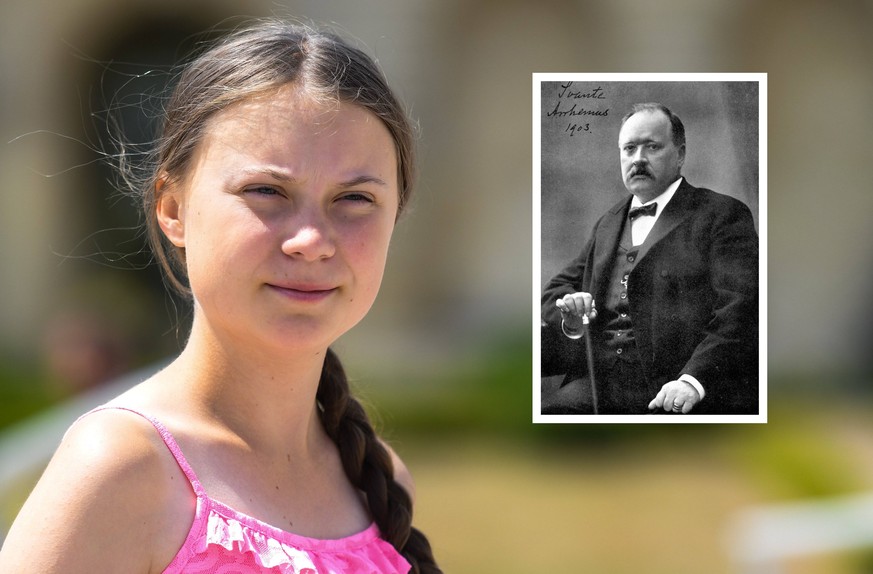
628, 203, 658, 221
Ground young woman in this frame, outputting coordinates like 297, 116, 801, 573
0, 20, 440, 573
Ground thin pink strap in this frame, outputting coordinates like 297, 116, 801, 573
83, 406, 206, 497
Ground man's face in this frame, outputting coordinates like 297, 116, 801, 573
618, 110, 685, 203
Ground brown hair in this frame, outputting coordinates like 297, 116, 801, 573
128, 19, 438, 572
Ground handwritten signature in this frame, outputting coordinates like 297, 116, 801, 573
547, 82, 609, 136
557, 82, 606, 100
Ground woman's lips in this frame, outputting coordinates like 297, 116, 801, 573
266, 283, 338, 302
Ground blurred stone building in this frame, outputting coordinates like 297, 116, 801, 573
1, 0, 872, 383
0, 0, 545, 380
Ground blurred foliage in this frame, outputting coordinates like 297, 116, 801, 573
0, 358, 55, 430
720, 396, 870, 500
355, 332, 533, 440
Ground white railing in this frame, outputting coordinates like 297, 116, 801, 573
726, 492, 873, 573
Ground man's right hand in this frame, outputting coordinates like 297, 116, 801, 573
555, 292, 597, 332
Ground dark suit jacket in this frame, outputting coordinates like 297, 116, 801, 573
541, 179, 759, 414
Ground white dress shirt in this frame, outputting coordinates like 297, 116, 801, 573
628, 177, 682, 246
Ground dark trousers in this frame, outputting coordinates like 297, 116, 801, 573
541, 343, 664, 415
596, 354, 655, 414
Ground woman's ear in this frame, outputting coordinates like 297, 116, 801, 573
155, 175, 186, 248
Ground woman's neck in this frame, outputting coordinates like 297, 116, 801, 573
166, 311, 330, 459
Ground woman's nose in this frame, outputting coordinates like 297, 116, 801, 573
280, 213, 336, 261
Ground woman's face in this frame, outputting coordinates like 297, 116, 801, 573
159, 85, 400, 353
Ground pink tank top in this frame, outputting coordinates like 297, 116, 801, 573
86, 407, 411, 574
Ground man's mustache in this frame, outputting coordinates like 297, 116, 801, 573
629, 167, 652, 178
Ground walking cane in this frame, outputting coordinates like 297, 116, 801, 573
582, 314, 599, 415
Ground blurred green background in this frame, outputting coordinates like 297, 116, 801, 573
2, 1, 873, 572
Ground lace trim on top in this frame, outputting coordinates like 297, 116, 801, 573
86, 406, 411, 574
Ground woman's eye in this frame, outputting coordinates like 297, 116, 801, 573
245, 186, 281, 196
339, 192, 374, 204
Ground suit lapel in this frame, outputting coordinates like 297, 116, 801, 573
589, 198, 630, 295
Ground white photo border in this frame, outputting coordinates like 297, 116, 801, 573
532, 72, 767, 424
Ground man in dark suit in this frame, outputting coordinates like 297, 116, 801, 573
541, 102, 758, 415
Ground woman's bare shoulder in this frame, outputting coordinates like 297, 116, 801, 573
0, 408, 191, 573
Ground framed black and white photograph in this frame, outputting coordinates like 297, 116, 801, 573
533, 73, 767, 424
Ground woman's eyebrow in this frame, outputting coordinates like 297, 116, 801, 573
240, 167, 299, 183
338, 175, 389, 188
239, 168, 387, 188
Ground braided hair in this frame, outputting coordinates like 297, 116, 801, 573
318, 349, 440, 573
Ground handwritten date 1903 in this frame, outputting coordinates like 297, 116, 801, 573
566, 122, 590, 136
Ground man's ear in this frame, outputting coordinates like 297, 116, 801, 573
155, 175, 186, 248
677, 144, 686, 169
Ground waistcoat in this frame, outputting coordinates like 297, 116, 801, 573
597, 217, 643, 370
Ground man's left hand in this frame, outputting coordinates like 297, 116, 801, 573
648, 380, 701, 414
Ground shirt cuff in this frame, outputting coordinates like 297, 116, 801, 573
561, 319, 584, 340
679, 374, 705, 401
